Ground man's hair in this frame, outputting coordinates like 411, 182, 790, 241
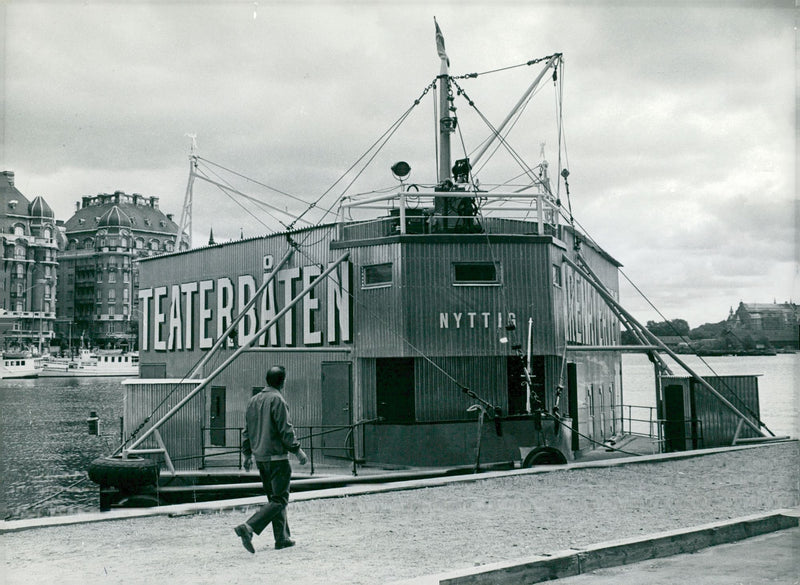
266, 365, 286, 389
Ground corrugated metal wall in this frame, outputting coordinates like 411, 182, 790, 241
662, 374, 761, 448
122, 380, 205, 471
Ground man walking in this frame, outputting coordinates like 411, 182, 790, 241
235, 365, 308, 553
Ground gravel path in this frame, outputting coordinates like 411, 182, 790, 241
3, 442, 798, 585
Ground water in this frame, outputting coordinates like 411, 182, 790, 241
0, 354, 796, 519
621, 353, 799, 438
0, 377, 125, 519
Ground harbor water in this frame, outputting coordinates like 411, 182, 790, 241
0, 354, 797, 520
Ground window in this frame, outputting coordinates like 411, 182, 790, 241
149, 240, 159, 251
552, 263, 562, 287
43, 227, 52, 240
123, 272, 129, 283
108, 289, 116, 301
136, 238, 144, 249
13, 224, 24, 236
453, 262, 500, 285
109, 305, 115, 316
15, 245, 25, 259
123, 288, 129, 301
362, 263, 393, 288
108, 272, 116, 283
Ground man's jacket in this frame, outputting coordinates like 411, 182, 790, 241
242, 386, 301, 462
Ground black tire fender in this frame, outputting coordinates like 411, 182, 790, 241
522, 446, 568, 468
88, 455, 159, 490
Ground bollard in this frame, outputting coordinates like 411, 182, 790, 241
87, 410, 99, 435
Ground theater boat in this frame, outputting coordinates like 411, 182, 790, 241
89, 23, 778, 509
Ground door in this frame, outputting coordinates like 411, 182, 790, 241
321, 362, 352, 458
376, 358, 415, 423
567, 363, 579, 452
663, 384, 687, 452
210, 386, 226, 446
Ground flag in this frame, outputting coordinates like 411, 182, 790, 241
434, 18, 449, 66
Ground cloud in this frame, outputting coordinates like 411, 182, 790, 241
3, 2, 795, 327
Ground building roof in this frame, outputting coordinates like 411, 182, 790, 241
738, 302, 798, 317
99, 205, 132, 229
28, 195, 54, 219
1, 171, 33, 229
63, 192, 179, 236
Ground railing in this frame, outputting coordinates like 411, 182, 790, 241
295, 417, 383, 477
200, 418, 383, 476
337, 189, 561, 242
200, 426, 244, 469
620, 404, 705, 453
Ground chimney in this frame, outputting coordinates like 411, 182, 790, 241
149, 196, 159, 209
166, 213, 174, 221
75, 201, 81, 211
2, 171, 14, 187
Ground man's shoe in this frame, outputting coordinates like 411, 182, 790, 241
235, 524, 255, 554
275, 539, 296, 550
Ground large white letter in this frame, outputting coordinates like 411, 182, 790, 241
137, 288, 154, 351
199, 279, 214, 349
238, 274, 258, 347
327, 261, 351, 343
153, 286, 168, 351
167, 284, 183, 351
276, 267, 300, 346
180, 282, 198, 350
217, 277, 234, 348
259, 273, 279, 347
302, 265, 322, 345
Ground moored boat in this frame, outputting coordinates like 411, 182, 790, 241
85, 21, 786, 511
40, 348, 139, 377
0, 352, 43, 379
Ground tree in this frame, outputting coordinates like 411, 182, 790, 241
646, 319, 690, 337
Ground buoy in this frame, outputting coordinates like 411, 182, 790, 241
87, 411, 99, 435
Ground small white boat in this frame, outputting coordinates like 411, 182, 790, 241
0, 352, 43, 379
40, 348, 139, 377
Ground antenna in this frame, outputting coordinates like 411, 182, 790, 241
176, 134, 198, 249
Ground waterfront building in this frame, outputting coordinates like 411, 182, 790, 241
0, 171, 60, 352
728, 302, 799, 350
56, 191, 188, 350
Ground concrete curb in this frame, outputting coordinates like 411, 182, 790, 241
388, 508, 800, 585
1, 440, 795, 534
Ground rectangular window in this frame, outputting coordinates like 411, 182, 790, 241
362, 263, 393, 288
552, 263, 562, 287
108, 289, 115, 300
453, 262, 500, 285
108, 273, 117, 283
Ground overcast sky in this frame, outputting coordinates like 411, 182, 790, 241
2, 1, 796, 328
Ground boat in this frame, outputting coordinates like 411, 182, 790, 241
40, 348, 139, 377
86, 21, 785, 510
0, 352, 43, 379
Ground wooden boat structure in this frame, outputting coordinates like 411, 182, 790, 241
87, 23, 788, 511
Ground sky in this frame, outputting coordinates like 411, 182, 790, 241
1, 0, 796, 328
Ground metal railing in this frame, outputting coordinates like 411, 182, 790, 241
199, 418, 383, 475
620, 404, 705, 453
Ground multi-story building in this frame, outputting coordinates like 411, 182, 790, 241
728, 302, 799, 350
1, 171, 60, 352
56, 191, 187, 349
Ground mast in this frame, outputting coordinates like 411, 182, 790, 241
435, 18, 453, 184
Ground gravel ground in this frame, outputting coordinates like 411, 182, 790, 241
2, 442, 798, 585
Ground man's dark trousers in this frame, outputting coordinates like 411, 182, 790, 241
247, 459, 291, 544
